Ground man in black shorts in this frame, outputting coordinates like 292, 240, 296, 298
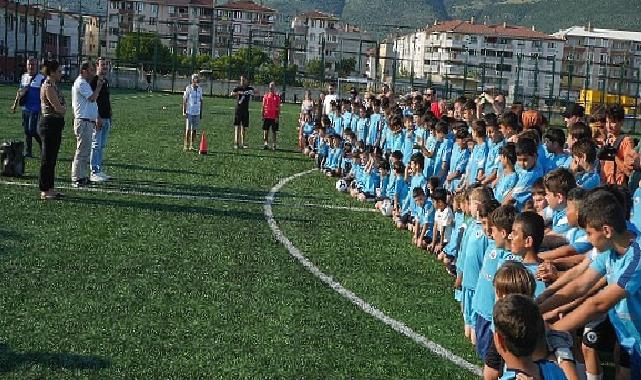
262, 82, 281, 150
231, 76, 254, 149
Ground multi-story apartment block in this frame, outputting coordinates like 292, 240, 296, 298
554, 25, 641, 98
378, 19, 564, 101
104, 0, 275, 59
291, 10, 376, 78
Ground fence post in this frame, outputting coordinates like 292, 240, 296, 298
514, 53, 522, 104
633, 66, 640, 134
618, 61, 625, 104
462, 50, 468, 96
282, 32, 290, 102
548, 58, 555, 124
567, 57, 573, 104
533, 55, 539, 108
498, 54, 504, 94
320, 37, 326, 87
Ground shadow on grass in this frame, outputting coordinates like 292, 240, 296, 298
207, 150, 311, 162
106, 163, 214, 177
0, 343, 110, 373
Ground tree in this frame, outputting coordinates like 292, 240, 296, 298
116, 32, 172, 65
305, 59, 324, 80
335, 57, 357, 78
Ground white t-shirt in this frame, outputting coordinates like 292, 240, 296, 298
72, 76, 98, 120
323, 93, 338, 115
183, 85, 203, 116
435, 207, 454, 243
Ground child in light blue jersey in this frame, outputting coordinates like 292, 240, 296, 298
494, 295, 567, 380
466, 120, 489, 186
543, 128, 572, 172
379, 107, 392, 151
421, 118, 440, 178
543, 168, 576, 238
446, 128, 470, 192
494, 143, 518, 203
432, 121, 452, 181
539, 188, 592, 268
376, 160, 391, 202
358, 153, 381, 201
331, 105, 344, 136
367, 99, 383, 148
388, 117, 405, 154
313, 125, 329, 169
507, 212, 547, 297
300, 113, 316, 151
396, 153, 426, 230
355, 105, 369, 144
341, 102, 354, 132
323, 134, 344, 177
444, 191, 467, 268
340, 143, 353, 179
547, 190, 641, 376
570, 138, 600, 190
411, 187, 435, 250
349, 102, 360, 131
430, 188, 453, 258
472, 205, 518, 361
461, 187, 496, 344
391, 161, 408, 219
504, 137, 543, 210
401, 116, 417, 166
482, 120, 505, 186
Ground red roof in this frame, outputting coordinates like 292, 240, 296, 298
426, 20, 562, 41
215, 1, 275, 13
296, 10, 339, 21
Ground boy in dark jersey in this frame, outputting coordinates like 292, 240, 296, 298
231, 76, 254, 149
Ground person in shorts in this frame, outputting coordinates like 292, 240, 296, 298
183, 74, 203, 151
262, 82, 281, 150
231, 75, 254, 149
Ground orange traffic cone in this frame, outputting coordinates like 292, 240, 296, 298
199, 130, 208, 155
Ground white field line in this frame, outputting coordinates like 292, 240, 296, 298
264, 169, 483, 376
0, 180, 373, 213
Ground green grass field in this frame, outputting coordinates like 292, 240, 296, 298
0, 84, 480, 378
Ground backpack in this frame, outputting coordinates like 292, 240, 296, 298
0, 141, 25, 177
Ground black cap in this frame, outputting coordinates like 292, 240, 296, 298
563, 103, 584, 118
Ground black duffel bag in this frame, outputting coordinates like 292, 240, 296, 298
0, 141, 25, 177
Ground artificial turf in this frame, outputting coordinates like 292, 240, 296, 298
0, 84, 478, 378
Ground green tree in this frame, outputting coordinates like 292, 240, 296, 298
116, 32, 172, 65
335, 57, 357, 78
305, 59, 324, 80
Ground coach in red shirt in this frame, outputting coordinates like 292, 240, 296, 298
262, 82, 281, 150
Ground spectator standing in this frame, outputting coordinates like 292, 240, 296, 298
38, 60, 66, 200
601, 104, 634, 186
183, 74, 204, 151
90, 58, 113, 181
71, 61, 103, 187
11, 57, 45, 157
231, 75, 254, 149
323, 84, 338, 115
262, 82, 281, 150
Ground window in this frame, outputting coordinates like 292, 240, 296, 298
548, 43, 555, 49
532, 41, 542, 48
486, 37, 497, 44
470, 36, 478, 44
110, 1, 121, 10
496, 64, 512, 72
150, 4, 158, 13
168, 6, 176, 14
234, 11, 242, 19
233, 24, 241, 33
135, 2, 144, 12
148, 17, 157, 25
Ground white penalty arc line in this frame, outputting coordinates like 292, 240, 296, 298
264, 169, 483, 376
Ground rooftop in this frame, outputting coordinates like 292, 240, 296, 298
425, 19, 562, 41
215, 1, 275, 13
296, 10, 339, 21
554, 26, 641, 42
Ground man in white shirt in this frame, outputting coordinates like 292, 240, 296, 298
71, 61, 103, 187
323, 83, 338, 116
183, 74, 203, 151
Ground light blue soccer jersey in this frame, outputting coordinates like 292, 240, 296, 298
444, 212, 466, 258
355, 117, 369, 142
466, 141, 489, 185
485, 140, 505, 178
512, 164, 544, 210
552, 207, 570, 234
389, 130, 405, 154
379, 175, 390, 198
324, 147, 344, 170
414, 200, 435, 238
565, 227, 592, 254
500, 360, 567, 380
367, 113, 383, 146
576, 170, 601, 190
422, 134, 439, 178
394, 177, 408, 207
632, 188, 641, 232
402, 132, 417, 166
473, 246, 517, 321
332, 115, 344, 136
447, 147, 470, 192
362, 168, 380, 195
544, 152, 572, 172
303, 122, 315, 136
462, 220, 489, 290
494, 172, 518, 203
401, 174, 426, 214
433, 138, 453, 181
590, 239, 641, 354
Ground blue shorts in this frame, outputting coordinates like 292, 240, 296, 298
475, 314, 493, 360
462, 288, 476, 328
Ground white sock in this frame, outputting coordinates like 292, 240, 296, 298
586, 373, 602, 380
575, 363, 587, 380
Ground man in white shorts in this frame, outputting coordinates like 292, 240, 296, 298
183, 74, 203, 151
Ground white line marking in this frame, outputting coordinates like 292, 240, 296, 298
264, 169, 483, 376
0, 180, 373, 213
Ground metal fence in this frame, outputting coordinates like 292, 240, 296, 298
4, 30, 641, 132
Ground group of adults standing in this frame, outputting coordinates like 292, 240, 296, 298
11, 57, 113, 200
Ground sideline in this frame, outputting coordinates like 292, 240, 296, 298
264, 169, 483, 376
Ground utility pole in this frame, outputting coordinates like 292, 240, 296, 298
77, 0, 83, 63
24, 0, 29, 54
210, 0, 217, 58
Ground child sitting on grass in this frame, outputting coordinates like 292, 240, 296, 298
430, 188, 453, 259
411, 187, 435, 249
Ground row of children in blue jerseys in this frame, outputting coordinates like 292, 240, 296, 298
298, 99, 641, 380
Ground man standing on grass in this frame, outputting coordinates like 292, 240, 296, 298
262, 82, 281, 150
231, 75, 254, 150
90, 57, 112, 181
71, 61, 104, 187
11, 57, 45, 157
183, 74, 204, 151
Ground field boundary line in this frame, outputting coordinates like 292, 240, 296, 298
264, 169, 483, 376
0, 180, 373, 213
